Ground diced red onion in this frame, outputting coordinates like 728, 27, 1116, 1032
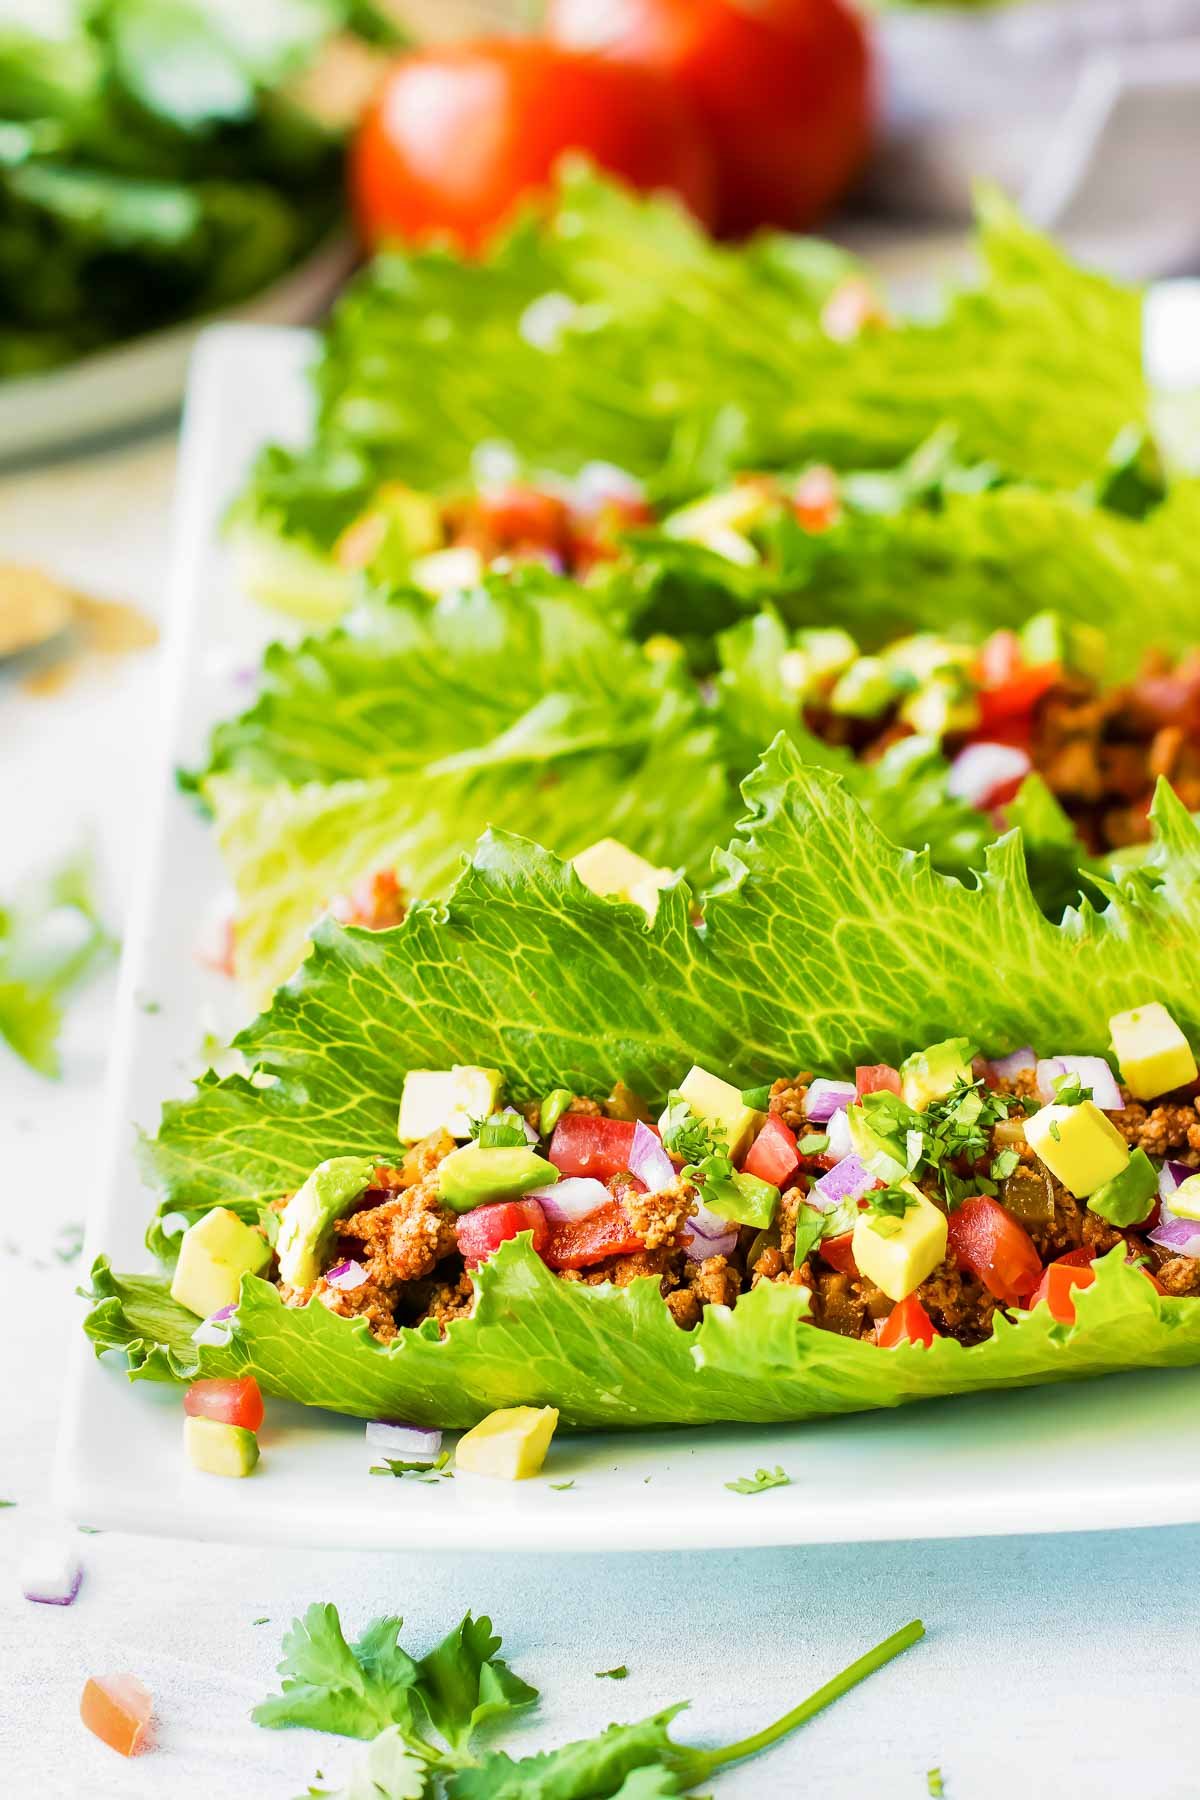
804, 1079, 858, 1124
685, 1228, 738, 1262
20, 1541, 83, 1607
1038, 1054, 1123, 1111
825, 1108, 853, 1163
1159, 1160, 1196, 1200
688, 1198, 736, 1241
365, 1421, 443, 1463
811, 1154, 874, 1210
326, 1260, 369, 1291
1150, 1210, 1200, 1260
947, 741, 1032, 809
191, 1304, 235, 1347
988, 1047, 1035, 1081
628, 1120, 676, 1194
500, 1106, 539, 1146
529, 1176, 610, 1223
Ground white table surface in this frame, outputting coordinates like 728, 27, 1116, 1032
3, 433, 1200, 1800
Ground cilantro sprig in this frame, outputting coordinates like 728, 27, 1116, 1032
862, 1078, 1025, 1210
265, 1604, 924, 1798
659, 1094, 722, 1166
725, 1466, 791, 1495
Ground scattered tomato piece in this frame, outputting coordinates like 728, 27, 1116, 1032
1028, 1258, 1096, 1325
792, 465, 840, 532
818, 1231, 859, 1277
876, 1294, 938, 1348
742, 1114, 799, 1188
947, 1196, 1042, 1304
457, 1200, 549, 1269
855, 1064, 901, 1098
80, 1674, 152, 1757
184, 1376, 265, 1432
547, 1114, 648, 1181
543, 1198, 644, 1270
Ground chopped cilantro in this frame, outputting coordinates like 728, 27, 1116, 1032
1051, 1071, 1093, 1108
798, 1131, 829, 1155
990, 1149, 1020, 1181
370, 1450, 452, 1482
253, 1617, 270, 1626
725, 1466, 791, 1495
741, 1084, 773, 1110
660, 1093, 721, 1164
864, 1184, 917, 1223
864, 1076, 1025, 1211
595, 1665, 628, 1680
928, 1769, 945, 1797
792, 1201, 825, 1270
549, 1480, 575, 1491
1049, 1120, 1062, 1143
471, 1112, 528, 1149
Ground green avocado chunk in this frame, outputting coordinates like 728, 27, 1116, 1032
1088, 1147, 1160, 1227
276, 1155, 377, 1289
438, 1144, 559, 1214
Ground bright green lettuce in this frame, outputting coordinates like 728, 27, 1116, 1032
0, 852, 116, 1075
192, 577, 737, 998
238, 170, 1145, 567
86, 743, 1200, 1425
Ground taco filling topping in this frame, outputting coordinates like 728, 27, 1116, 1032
170, 1002, 1200, 1356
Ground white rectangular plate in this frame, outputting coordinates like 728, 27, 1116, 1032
56, 326, 1200, 1551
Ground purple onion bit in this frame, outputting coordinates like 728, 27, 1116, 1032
191, 1303, 237, 1346
812, 1154, 874, 1210
365, 1421, 443, 1463
1150, 1213, 1200, 1260
804, 1078, 858, 1124
825, 1108, 853, 1164
685, 1228, 738, 1262
988, 1047, 1036, 1082
1159, 1160, 1197, 1201
326, 1260, 369, 1291
21, 1543, 83, 1607
529, 1176, 609, 1223
628, 1119, 676, 1193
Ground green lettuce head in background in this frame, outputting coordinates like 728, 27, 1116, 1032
88, 742, 1200, 1428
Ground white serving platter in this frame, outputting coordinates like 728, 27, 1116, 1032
55, 325, 1200, 1551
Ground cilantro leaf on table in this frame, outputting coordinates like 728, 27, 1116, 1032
255, 1606, 535, 1758
0, 852, 116, 1076
725, 1467, 791, 1495
596, 1667, 629, 1681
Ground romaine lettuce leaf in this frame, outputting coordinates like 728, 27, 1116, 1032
194, 578, 737, 998
238, 170, 1144, 556
144, 740, 1200, 1226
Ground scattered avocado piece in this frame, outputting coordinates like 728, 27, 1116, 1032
169, 1207, 270, 1320
899, 1037, 976, 1112
852, 1183, 947, 1302
438, 1144, 559, 1214
899, 669, 980, 738
455, 1406, 559, 1480
398, 1066, 505, 1144
571, 839, 676, 922
830, 655, 897, 720
700, 1169, 779, 1230
276, 1156, 376, 1289
184, 1417, 259, 1478
1089, 1148, 1160, 1227
1025, 1100, 1129, 1198
1109, 1003, 1198, 1101
668, 1065, 763, 1161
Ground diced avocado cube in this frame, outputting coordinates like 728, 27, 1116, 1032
1025, 1100, 1129, 1198
1088, 1148, 1160, 1226
899, 1037, 975, 1112
700, 1170, 779, 1229
668, 1066, 763, 1161
899, 671, 980, 739
169, 1208, 270, 1320
438, 1144, 558, 1214
852, 1183, 947, 1302
1169, 1173, 1200, 1221
885, 634, 972, 685
846, 1105, 908, 1183
276, 1156, 376, 1290
410, 546, 484, 595
572, 839, 675, 921
398, 1066, 504, 1144
663, 483, 773, 546
455, 1405, 559, 1480
374, 483, 443, 556
184, 1416, 259, 1478
829, 656, 897, 720
1108, 1002, 1197, 1101
794, 627, 858, 679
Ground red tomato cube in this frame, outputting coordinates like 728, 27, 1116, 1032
855, 1065, 901, 1098
948, 1196, 1042, 1304
542, 1198, 644, 1271
456, 1200, 548, 1269
547, 1114, 641, 1181
1028, 1258, 1096, 1325
742, 1114, 799, 1188
875, 1294, 938, 1349
183, 1377, 264, 1432
817, 1232, 859, 1277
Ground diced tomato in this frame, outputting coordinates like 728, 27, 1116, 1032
875, 1294, 938, 1349
792, 465, 840, 533
183, 1377, 264, 1432
329, 867, 407, 931
976, 664, 1061, 733
1028, 1258, 1096, 1325
547, 1114, 652, 1180
456, 1200, 549, 1270
80, 1674, 152, 1757
471, 486, 573, 555
977, 629, 1022, 690
818, 1232, 859, 1277
855, 1064, 901, 1098
1055, 1245, 1096, 1268
947, 1196, 1042, 1304
742, 1114, 799, 1187
543, 1198, 644, 1270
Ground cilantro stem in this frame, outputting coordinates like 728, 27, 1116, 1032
677, 1618, 924, 1782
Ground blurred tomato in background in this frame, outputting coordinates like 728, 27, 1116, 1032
545, 0, 873, 235
352, 37, 717, 252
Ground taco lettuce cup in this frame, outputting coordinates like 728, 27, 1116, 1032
86, 743, 1200, 1429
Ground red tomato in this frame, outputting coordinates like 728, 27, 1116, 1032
456, 1199, 549, 1269
460, 486, 575, 559
855, 1064, 901, 1098
547, 1114, 648, 1181
742, 1114, 799, 1188
547, 0, 872, 236
947, 1196, 1042, 1304
183, 1377, 264, 1432
543, 1198, 644, 1270
876, 1294, 938, 1349
818, 1231, 859, 1277
351, 40, 716, 254
792, 465, 840, 533
80, 1674, 153, 1758
1055, 1246, 1096, 1269
976, 665, 1061, 733
1028, 1258, 1096, 1325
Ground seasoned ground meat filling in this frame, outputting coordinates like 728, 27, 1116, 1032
274, 1060, 1200, 1348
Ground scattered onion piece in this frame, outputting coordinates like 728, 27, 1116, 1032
365, 1421, 443, 1463
326, 1259, 369, 1291
804, 1078, 857, 1124
628, 1118, 676, 1192
20, 1539, 82, 1606
528, 1175, 610, 1223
